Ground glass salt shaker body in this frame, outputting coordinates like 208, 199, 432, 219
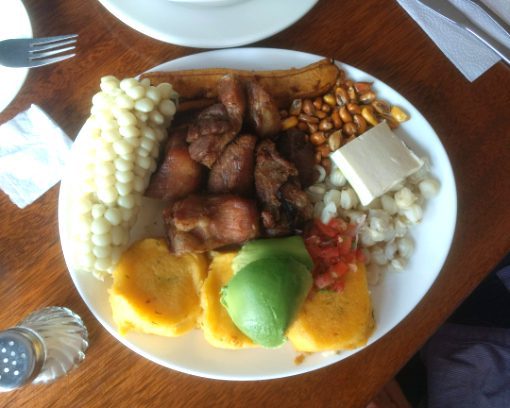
0, 306, 88, 392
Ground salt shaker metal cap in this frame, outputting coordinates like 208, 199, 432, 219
0, 306, 88, 392
0, 328, 45, 392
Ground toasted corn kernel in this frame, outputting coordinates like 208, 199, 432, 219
381, 114, 399, 129
321, 103, 332, 113
362, 106, 379, 126
289, 99, 303, 116
331, 109, 342, 129
313, 97, 323, 110
335, 87, 349, 106
310, 131, 327, 146
302, 99, 316, 116
319, 119, 333, 131
323, 93, 336, 107
308, 122, 319, 133
391, 106, 409, 123
328, 130, 342, 151
346, 102, 361, 115
354, 82, 372, 93
281, 115, 298, 130
316, 111, 327, 119
372, 99, 391, 115
299, 113, 319, 124
353, 114, 367, 134
359, 91, 376, 104
347, 86, 358, 102
343, 122, 357, 136
339, 106, 353, 123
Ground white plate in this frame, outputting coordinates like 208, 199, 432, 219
0, 0, 32, 114
59, 48, 457, 381
96, 0, 318, 48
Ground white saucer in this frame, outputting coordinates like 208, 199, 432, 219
0, 0, 33, 115
96, 0, 318, 48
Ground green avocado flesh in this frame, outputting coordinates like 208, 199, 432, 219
220, 257, 312, 348
232, 236, 313, 274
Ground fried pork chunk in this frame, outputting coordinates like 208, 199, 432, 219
186, 75, 247, 168
208, 134, 257, 196
254, 139, 313, 236
145, 126, 204, 201
186, 104, 238, 168
276, 128, 316, 188
245, 79, 281, 138
163, 194, 260, 254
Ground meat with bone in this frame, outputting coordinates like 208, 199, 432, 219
208, 134, 257, 196
163, 194, 260, 254
245, 79, 281, 138
276, 128, 316, 188
145, 126, 204, 201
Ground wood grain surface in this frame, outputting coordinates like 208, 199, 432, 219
0, 0, 509, 407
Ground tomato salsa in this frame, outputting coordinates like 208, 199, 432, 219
304, 218, 365, 292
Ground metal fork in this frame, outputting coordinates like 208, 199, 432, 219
0, 34, 78, 68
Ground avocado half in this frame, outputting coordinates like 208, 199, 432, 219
220, 256, 312, 348
232, 236, 313, 274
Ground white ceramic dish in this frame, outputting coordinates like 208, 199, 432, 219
0, 0, 33, 115
59, 48, 457, 381
95, 0, 318, 48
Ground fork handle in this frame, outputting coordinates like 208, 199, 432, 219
465, 23, 510, 66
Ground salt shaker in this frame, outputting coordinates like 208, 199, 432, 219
0, 306, 88, 392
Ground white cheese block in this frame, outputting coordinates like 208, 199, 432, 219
330, 121, 423, 206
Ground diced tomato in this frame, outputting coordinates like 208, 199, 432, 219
329, 262, 349, 278
315, 272, 335, 289
305, 217, 364, 293
337, 235, 353, 255
314, 219, 339, 238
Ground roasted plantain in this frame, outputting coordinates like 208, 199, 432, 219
141, 58, 340, 110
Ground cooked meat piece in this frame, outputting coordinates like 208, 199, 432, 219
217, 74, 246, 133
261, 181, 313, 237
163, 194, 260, 254
245, 79, 281, 137
254, 139, 298, 209
187, 104, 233, 143
276, 128, 316, 188
145, 126, 205, 201
186, 78, 247, 169
280, 180, 314, 226
188, 130, 238, 169
208, 134, 256, 196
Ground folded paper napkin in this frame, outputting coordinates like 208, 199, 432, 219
397, 0, 510, 81
0, 104, 72, 208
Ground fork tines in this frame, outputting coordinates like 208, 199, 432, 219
29, 34, 78, 65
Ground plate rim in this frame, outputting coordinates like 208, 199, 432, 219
0, 0, 33, 114
59, 47, 458, 381
95, 0, 318, 48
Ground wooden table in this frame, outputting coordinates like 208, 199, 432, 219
1, 0, 509, 406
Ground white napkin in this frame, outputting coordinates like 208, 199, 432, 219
397, 0, 510, 81
0, 104, 72, 208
